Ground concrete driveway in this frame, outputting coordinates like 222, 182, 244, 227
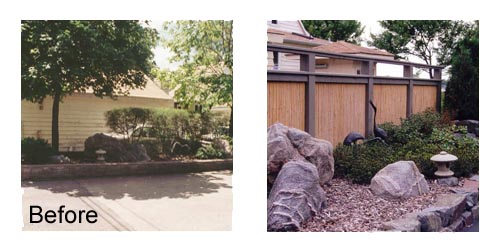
22, 170, 232, 231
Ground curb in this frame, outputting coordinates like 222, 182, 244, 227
22, 159, 233, 181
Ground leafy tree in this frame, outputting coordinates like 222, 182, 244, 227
302, 20, 365, 44
22, 20, 158, 151
369, 20, 469, 78
157, 20, 233, 136
444, 22, 479, 120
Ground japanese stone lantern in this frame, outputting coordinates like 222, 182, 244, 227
430, 151, 458, 177
95, 149, 107, 163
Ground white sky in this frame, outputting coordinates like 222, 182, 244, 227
149, 20, 181, 71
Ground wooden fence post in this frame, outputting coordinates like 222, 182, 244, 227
433, 68, 442, 113
301, 53, 316, 136
404, 65, 414, 117
362, 61, 374, 137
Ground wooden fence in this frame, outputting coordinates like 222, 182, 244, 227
267, 44, 444, 146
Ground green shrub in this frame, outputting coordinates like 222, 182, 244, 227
334, 110, 479, 184
105, 107, 152, 142
195, 142, 228, 159
21, 137, 54, 164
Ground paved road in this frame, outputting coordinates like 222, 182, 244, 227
22, 170, 232, 231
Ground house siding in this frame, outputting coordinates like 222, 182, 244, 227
21, 93, 173, 152
267, 21, 307, 35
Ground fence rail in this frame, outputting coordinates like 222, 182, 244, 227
267, 44, 444, 146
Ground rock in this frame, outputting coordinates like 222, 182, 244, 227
48, 155, 71, 164
289, 128, 334, 185
382, 216, 421, 232
267, 124, 298, 184
469, 175, 479, 182
432, 193, 467, 226
451, 187, 479, 209
437, 177, 459, 186
447, 217, 465, 232
84, 133, 150, 162
370, 161, 429, 200
267, 161, 327, 231
462, 211, 473, 227
471, 205, 479, 220
417, 211, 442, 232
267, 123, 334, 185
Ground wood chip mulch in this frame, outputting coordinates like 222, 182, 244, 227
300, 178, 461, 232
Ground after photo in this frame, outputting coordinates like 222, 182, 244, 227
21, 20, 233, 231
266, 20, 479, 232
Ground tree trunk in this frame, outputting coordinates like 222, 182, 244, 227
229, 106, 233, 137
51, 91, 60, 152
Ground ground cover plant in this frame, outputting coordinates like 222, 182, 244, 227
334, 109, 479, 184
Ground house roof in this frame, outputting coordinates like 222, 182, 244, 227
313, 41, 394, 58
268, 28, 393, 58
84, 76, 174, 100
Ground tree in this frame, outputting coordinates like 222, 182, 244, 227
22, 20, 158, 151
369, 20, 469, 78
157, 20, 233, 136
444, 22, 479, 120
302, 20, 365, 44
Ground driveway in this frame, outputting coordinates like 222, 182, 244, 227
22, 170, 232, 231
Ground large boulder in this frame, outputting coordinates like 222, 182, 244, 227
84, 133, 150, 162
267, 160, 327, 231
267, 123, 334, 185
370, 161, 429, 200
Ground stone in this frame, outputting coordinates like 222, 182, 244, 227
447, 217, 465, 232
471, 206, 479, 220
456, 120, 479, 134
432, 193, 467, 225
437, 177, 459, 186
84, 133, 150, 163
267, 123, 334, 185
417, 211, 442, 232
289, 128, 334, 185
382, 216, 421, 232
267, 161, 327, 231
451, 187, 479, 209
469, 175, 479, 182
422, 207, 452, 227
370, 161, 430, 200
48, 155, 71, 164
462, 211, 473, 227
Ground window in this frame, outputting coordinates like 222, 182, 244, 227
271, 20, 278, 24
194, 104, 203, 113
174, 102, 182, 109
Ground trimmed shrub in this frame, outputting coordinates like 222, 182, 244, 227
334, 110, 479, 184
21, 137, 54, 164
105, 107, 152, 142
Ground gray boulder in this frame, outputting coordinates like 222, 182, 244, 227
84, 133, 150, 162
370, 161, 429, 200
267, 123, 334, 185
267, 161, 327, 231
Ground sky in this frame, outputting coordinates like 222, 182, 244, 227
148, 20, 181, 71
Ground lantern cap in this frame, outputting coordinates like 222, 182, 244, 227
430, 151, 458, 162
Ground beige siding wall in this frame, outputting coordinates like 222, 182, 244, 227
267, 21, 306, 35
21, 93, 173, 152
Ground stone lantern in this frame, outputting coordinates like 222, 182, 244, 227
95, 149, 107, 163
430, 151, 458, 177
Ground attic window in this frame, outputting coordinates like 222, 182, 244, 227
315, 63, 328, 69
271, 20, 278, 24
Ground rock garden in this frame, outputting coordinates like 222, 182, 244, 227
21, 107, 232, 165
267, 110, 479, 232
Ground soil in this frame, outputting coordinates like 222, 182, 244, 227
300, 178, 461, 232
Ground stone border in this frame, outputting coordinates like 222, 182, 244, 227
22, 159, 233, 181
382, 188, 479, 232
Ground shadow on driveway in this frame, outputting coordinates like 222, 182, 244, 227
22, 170, 232, 200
